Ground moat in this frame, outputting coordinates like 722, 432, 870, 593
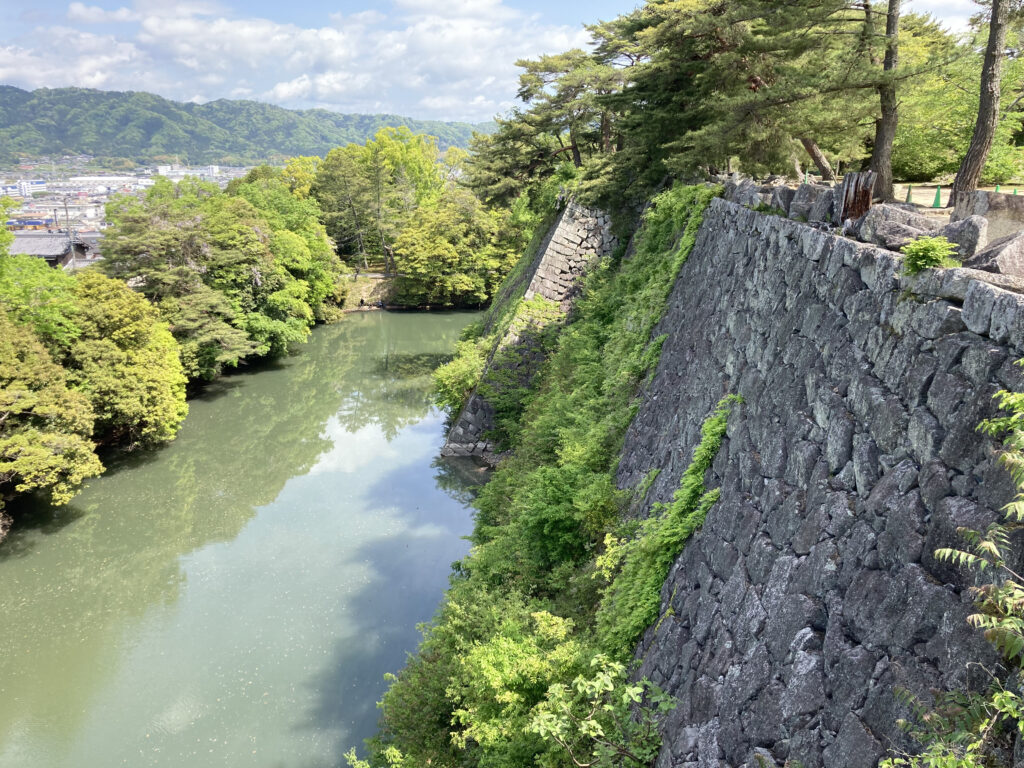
0, 311, 483, 768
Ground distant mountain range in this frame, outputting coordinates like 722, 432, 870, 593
0, 86, 493, 165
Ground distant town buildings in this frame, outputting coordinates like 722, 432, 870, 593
2, 155, 253, 270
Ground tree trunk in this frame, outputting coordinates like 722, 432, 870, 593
800, 138, 836, 182
868, 0, 901, 201
951, 0, 1011, 215
568, 125, 583, 167
601, 111, 613, 154
345, 192, 369, 271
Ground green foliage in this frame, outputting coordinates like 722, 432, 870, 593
367, 185, 720, 768
392, 186, 520, 307
101, 174, 343, 381
434, 337, 490, 413
0, 256, 188, 448
893, 24, 1024, 184
596, 395, 741, 653
312, 128, 529, 307
479, 295, 565, 448
0, 254, 81, 348
528, 654, 676, 768
0, 85, 489, 164
0, 309, 103, 514
901, 236, 962, 275
63, 272, 188, 447
882, 359, 1024, 767
229, 167, 347, 318
449, 610, 585, 761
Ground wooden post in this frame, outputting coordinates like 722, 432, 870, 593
836, 171, 877, 224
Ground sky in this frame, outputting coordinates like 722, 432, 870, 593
0, 0, 981, 124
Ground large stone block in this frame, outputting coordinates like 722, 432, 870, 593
856, 203, 941, 251
938, 214, 988, 258
789, 184, 833, 221
953, 188, 1024, 241
964, 229, 1024, 276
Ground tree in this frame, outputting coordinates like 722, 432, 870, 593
392, 186, 519, 307
229, 168, 346, 319
951, 0, 1022, 213
64, 272, 188, 447
517, 49, 623, 168
0, 254, 81, 349
0, 309, 103, 528
101, 175, 333, 380
281, 155, 320, 199
313, 144, 376, 269
868, 0, 903, 200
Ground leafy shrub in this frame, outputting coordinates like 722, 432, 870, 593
901, 236, 961, 275
434, 337, 490, 413
528, 654, 676, 768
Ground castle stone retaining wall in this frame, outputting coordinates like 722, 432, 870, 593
618, 199, 1024, 767
442, 201, 616, 460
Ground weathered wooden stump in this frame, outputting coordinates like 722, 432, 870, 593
835, 171, 877, 224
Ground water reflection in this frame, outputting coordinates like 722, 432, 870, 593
0, 311, 480, 768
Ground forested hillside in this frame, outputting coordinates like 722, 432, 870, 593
0, 86, 492, 164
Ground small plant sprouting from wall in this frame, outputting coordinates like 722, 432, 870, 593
900, 236, 962, 275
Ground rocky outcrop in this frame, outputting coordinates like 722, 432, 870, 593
442, 201, 616, 460
617, 199, 1023, 767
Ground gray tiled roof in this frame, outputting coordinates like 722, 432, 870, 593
9, 234, 78, 257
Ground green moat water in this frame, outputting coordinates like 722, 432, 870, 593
0, 311, 484, 768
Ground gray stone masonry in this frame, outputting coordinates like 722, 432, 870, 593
954, 189, 1024, 242
617, 199, 1023, 768
442, 201, 616, 461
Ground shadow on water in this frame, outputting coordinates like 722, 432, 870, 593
187, 356, 293, 403
372, 352, 453, 378
433, 455, 491, 506
0, 502, 88, 560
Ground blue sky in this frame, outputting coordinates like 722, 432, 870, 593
0, 0, 978, 123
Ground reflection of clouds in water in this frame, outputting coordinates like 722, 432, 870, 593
0, 312, 483, 768
307, 420, 407, 476
307, 415, 444, 481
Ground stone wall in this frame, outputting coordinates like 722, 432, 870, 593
442, 201, 616, 460
617, 199, 1024, 767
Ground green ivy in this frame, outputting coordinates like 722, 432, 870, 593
596, 394, 742, 654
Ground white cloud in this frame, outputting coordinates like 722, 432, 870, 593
0, 29, 143, 91
0, 1, 586, 121
908, 0, 976, 32
67, 3, 141, 23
